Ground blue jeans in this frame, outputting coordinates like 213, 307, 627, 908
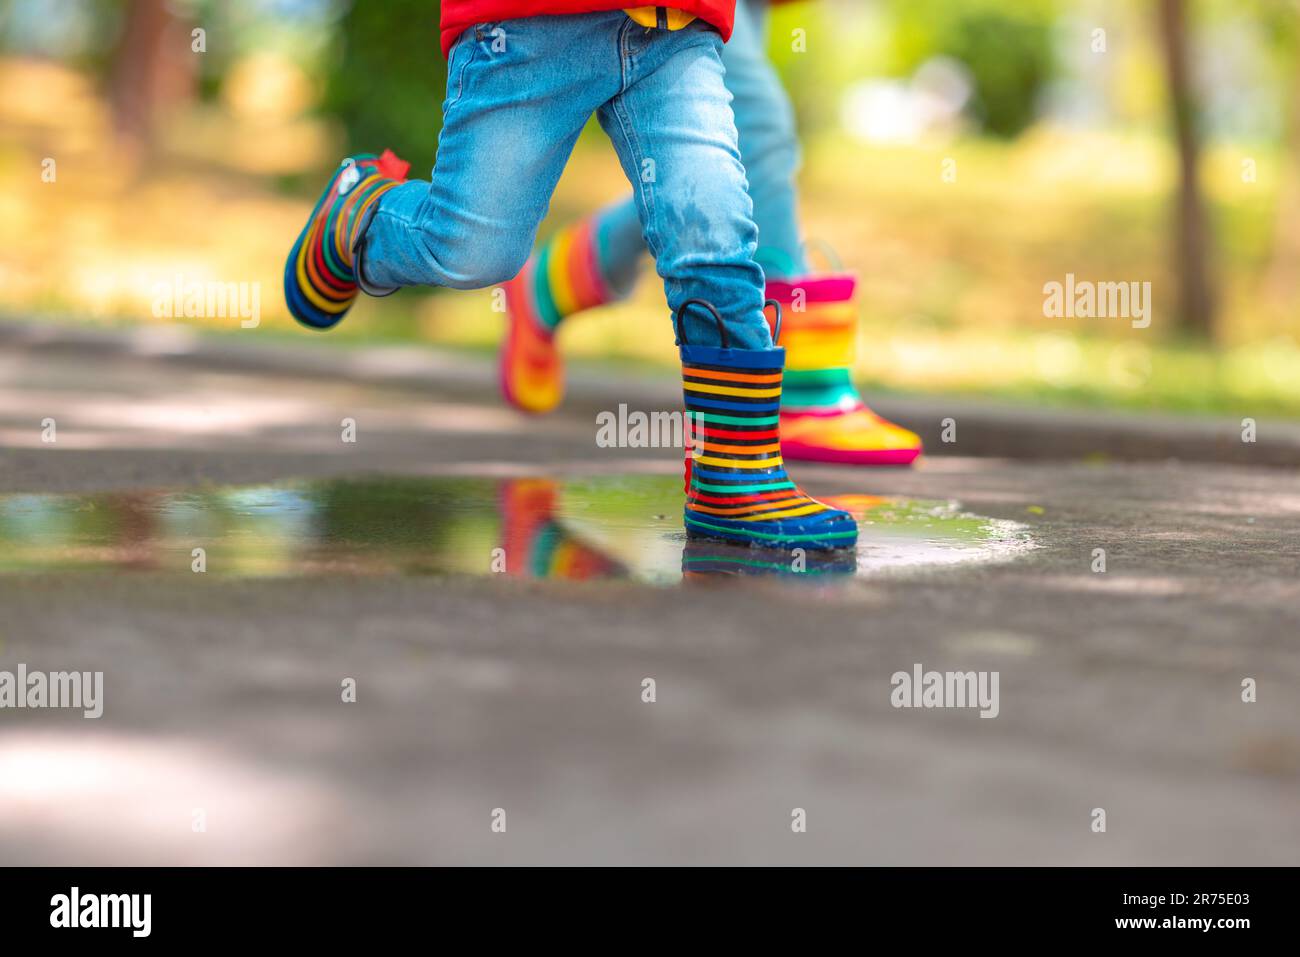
360, 12, 771, 350
598, 0, 807, 284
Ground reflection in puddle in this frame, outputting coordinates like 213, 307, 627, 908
0, 476, 1034, 584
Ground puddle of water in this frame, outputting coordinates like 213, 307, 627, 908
0, 475, 1034, 584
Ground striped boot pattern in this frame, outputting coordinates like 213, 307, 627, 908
284, 150, 410, 330
680, 336, 858, 551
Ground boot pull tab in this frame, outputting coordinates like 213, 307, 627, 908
673, 299, 729, 350
764, 298, 783, 345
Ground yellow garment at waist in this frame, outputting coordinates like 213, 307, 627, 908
624, 7, 697, 29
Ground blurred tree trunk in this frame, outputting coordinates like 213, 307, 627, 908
108, 0, 195, 148
1157, 0, 1216, 340
1265, 57, 1300, 309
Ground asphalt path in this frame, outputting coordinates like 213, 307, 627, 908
0, 346, 1296, 864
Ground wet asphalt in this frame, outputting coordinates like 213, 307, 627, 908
0, 346, 1297, 864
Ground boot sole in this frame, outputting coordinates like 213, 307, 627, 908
781, 443, 922, 467
682, 540, 857, 576
684, 514, 858, 552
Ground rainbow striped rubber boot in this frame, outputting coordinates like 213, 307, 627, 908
500, 216, 622, 414
767, 276, 922, 465
679, 300, 858, 552
284, 150, 410, 330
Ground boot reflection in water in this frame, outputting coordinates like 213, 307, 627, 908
681, 540, 857, 579
497, 479, 626, 582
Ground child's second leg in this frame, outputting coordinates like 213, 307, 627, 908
497, 2, 921, 470
497, 2, 790, 414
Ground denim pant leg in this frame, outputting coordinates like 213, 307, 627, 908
728, 0, 807, 278
359, 16, 622, 291
598, 22, 770, 351
592, 198, 646, 296
588, 0, 805, 289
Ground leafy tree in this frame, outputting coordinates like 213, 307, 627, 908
888, 0, 1057, 138
1157, 0, 1215, 339
321, 0, 447, 174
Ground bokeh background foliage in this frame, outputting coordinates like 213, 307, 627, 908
3, 0, 1300, 415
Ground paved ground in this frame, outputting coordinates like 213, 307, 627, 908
0, 343, 1297, 864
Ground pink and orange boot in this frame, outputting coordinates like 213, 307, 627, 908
766, 276, 922, 466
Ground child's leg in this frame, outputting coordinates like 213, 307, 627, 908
499, 1, 800, 413
284, 18, 627, 330
357, 18, 625, 293
599, 23, 856, 551
596, 22, 769, 350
